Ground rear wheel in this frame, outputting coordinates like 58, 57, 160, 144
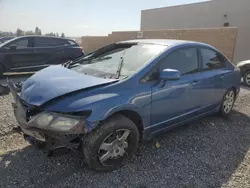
83, 115, 139, 172
219, 88, 235, 118
243, 71, 250, 87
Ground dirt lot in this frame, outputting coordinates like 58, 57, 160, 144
1, 87, 250, 188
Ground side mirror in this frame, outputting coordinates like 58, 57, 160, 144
160, 69, 180, 80
9, 44, 17, 50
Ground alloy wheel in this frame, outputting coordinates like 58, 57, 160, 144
223, 90, 235, 114
98, 129, 130, 165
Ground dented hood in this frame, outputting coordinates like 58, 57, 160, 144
20, 65, 117, 106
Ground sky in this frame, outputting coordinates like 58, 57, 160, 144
0, 0, 208, 37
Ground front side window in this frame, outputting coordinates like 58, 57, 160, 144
200, 48, 226, 70
160, 48, 198, 75
71, 43, 167, 78
5, 39, 29, 49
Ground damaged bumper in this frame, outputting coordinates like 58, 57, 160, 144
8, 81, 84, 153
13, 125, 81, 152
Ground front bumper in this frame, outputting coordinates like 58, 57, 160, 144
8, 81, 82, 152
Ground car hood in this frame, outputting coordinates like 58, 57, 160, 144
20, 65, 117, 106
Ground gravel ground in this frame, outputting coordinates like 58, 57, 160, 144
1, 87, 250, 188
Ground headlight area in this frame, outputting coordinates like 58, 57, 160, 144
28, 112, 90, 133
15, 111, 97, 155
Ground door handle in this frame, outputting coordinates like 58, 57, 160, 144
192, 80, 201, 85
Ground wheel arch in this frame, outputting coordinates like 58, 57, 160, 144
104, 110, 144, 140
239, 64, 250, 76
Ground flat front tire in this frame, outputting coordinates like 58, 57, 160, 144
219, 88, 236, 118
83, 115, 139, 172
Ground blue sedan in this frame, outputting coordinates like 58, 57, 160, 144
9, 39, 241, 172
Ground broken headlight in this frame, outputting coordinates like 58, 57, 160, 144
29, 112, 82, 131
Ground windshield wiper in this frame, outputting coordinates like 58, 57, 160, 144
115, 51, 126, 79
66, 56, 112, 69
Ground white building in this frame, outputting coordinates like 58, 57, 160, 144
141, 0, 250, 62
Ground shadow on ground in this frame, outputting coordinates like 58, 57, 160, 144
1, 110, 250, 188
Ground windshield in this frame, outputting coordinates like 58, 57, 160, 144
0, 40, 9, 47
0, 38, 15, 48
71, 43, 167, 79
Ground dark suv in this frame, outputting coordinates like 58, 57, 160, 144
0, 36, 83, 75
0, 37, 13, 44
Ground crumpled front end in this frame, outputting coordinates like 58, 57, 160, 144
8, 81, 96, 155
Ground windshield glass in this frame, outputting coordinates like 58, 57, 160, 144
0, 38, 15, 48
0, 40, 9, 47
71, 43, 167, 78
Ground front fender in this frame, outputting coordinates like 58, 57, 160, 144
45, 86, 152, 131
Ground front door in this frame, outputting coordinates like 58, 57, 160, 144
150, 47, 202, 133
2, 37, 35, 72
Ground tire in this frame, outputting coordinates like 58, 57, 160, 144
243, 71, 250, 87
83, 114, 139, 172
219, 88, 236, 118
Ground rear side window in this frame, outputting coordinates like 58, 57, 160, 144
34, 38, 68, 47
160, 48, 198, 75
68, 40, 77, 45
200, 48, 226, 70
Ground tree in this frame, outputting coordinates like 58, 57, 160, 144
25, 30, 35, 35
44, 32, 56, 36
61, 33, 65, 38
0, 31, 14, 37
35, 27, 42, 35
35, 27, 39, 34
37, 28, 42, 35
56, 33, 59, 37
16, 28, 23, 37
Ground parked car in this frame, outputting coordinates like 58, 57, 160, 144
0, 36, 83, 76
8, 39, 241, 172
236, 60, 250, 87
0, 37, 14, 44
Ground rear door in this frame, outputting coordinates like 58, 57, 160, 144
29, 37, 67, 71
198, 47, 229, 111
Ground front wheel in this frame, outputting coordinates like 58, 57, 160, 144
219, 89, 236, 118
243, 71, 250, 87
83, 115, 139, 172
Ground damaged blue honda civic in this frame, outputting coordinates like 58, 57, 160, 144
8, 39, 241, 172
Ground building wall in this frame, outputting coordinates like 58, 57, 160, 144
82, 27, 237, 61
141, 0, 250, 62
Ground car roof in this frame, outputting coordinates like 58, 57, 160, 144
13, 36, 71, 40
118, 39, 212, 48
